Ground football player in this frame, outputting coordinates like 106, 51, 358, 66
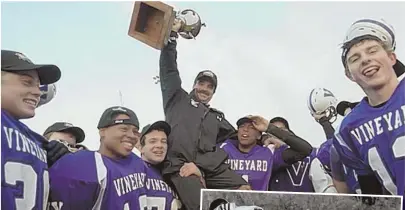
332, 18, 404, 201
139, 121, 182, 210
219, 116, 312, 191
267, 117, 318, 192
43, 122, 87, 152
1, 50, 64, 210
332, 60, 405, 195
48, 106, 147, 210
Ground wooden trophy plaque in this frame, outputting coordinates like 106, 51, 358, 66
128, 1, 176, 50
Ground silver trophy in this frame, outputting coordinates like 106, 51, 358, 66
175, 9, 206, 39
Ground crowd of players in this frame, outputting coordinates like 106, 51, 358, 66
1, 16, 404, 210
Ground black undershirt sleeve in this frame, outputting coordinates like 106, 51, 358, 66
266, 124, 313, 164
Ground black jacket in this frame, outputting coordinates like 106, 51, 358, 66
159, 39, 235, 175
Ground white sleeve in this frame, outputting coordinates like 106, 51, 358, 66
133, 148, 142, 157
265, 144, 276, 154
92, 152, 108, 210
309, 158, 337, 193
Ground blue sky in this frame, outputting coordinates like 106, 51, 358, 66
2, 1, 405, 149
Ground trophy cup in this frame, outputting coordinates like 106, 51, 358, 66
128, 1, 206, 50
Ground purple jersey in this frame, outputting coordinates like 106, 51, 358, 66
269, 148, 318, 192
48, 150, 147, 210
145, 163, 182, 210
330, 145, 361, 194
219, 139, 286, 191
1, 110, 49, 210
332, 79, 405, 197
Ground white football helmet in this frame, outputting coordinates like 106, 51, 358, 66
343, 18, 396, 51
38, 83, 57, 107
307, 88, 338, 123
341, 18, 397, 67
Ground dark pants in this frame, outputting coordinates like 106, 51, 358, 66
168, 163, 247, 210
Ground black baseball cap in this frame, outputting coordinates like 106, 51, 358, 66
337, 101, 359, 116
97, 106, 139, 129
140, 121, 171, 139
1, 50, 61, 85
194, 70, 218, 91
43, 122, 85, 143
236, 116, 253, 127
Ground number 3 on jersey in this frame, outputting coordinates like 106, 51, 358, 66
368, 136, 405, 195
4, 161, 49, 210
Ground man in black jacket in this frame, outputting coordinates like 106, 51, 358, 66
159, 22, 250, 210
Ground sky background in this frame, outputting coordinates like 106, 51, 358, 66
2, 1, 405, 150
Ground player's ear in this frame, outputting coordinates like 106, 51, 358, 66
388, 52, 397, 66
99, 128, 105, 139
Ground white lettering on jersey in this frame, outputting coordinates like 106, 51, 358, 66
350, 105, 405, 145
113, 173, 146, 197
225, 159, 268, 172
3, 126, 47, 164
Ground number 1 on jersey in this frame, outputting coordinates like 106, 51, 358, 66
368, 136, 405, 195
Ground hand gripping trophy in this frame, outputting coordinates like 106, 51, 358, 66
128, 1, 206, 50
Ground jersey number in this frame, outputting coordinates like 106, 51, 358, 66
123, 195, 181, 210
4, 161, 49, 210
368, 136, 405, 195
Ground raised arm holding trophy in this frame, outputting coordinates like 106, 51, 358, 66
129, 2, 252, 210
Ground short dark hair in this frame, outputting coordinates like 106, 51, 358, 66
270, 117, 290, 130
140, 128, 166, 147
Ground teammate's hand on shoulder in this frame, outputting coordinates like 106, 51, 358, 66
237, 184, 252, 190
247, 115, 269, 132
44, 140, 72, 168
180, 162, 207, 187
179, 162, 203, 177
75, 143, 88, 151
